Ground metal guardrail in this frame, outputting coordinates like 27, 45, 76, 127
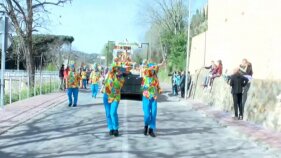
0, 71, 61, 105
1, 70, 59, 77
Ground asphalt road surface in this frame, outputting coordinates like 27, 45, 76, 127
0, 89, 280, 158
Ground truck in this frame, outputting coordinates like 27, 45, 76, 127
112, 42, 143, 99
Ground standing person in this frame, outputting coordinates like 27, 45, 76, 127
229, 68, 249, 120
65, 64, 81, 107
172, 71, 179, 95
187, 71, 192, 97
142, 59, 165, 137
63, 65, 70, 90
180, 71, 191, 98
86, 68, 91, 85
102, 63, 125, 137
179, 71, 186, 98
239, 58, 253, 111
176, 71, 181, 93
59, 64, 64, 90
90, 64, 101, 98
81, 69, 87, 89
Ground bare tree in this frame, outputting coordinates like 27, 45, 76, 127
143, 0, 187, 35
45, 40, 68, 69
0, 0, 71, 86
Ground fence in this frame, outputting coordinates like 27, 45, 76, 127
1, 71, 61, 105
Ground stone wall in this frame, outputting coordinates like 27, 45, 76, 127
189, 0, 281, 79
191, 69, 281, 131
189, 32, 207, 74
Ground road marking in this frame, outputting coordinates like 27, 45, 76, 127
122, 99, 129, 158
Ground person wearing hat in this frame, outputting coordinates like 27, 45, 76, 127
90, 63, 101, 98
65, 64, 81, 107
102, 62, 126, 137
81, 68, 88, 89
141, 59, 165, 137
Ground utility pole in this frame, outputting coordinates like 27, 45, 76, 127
184, 0, 191, 99
1, 16, 8, 107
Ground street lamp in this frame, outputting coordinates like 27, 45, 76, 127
139, 43, 150, 60
107, 40, 115, 67
184, 0, 191, 99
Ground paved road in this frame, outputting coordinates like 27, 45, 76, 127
0, 89, 280, 158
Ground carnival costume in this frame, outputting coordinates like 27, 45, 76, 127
81, 69, 87, 89
102, 59, 128, 137
66, 64, 81, 107
90, 64, 101, 98
141, 62, 162, 137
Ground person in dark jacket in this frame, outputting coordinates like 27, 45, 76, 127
179, 71, 186, 98
59, 64, 65, 90
239, 58, 253, 111
229, 68, 249, 120
180, 71, 191, 98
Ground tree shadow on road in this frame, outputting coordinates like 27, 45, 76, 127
79, 103, 104, 107
0, 102, 111, 156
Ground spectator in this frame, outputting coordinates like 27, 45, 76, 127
187, 71, 191, 96
202, 61, 216, 87
229, 68, 249, 120
239, 58, 253, 111
209, 60, 223, 87
59, 64, 64, 90
179, 71, 185, 98
172, 71, 180, 95
176, 71, 181, 92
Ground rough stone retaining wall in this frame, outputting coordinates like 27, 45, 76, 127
190, 69, 281, 132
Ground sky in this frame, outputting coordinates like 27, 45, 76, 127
41, 0, 208, 54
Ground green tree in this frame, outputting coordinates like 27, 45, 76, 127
10, 34, 74, 70
140, 1, 208, 73
0, 0, 71, 86
101, 42, 115, 67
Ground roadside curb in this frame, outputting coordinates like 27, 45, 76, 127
186, 99, 281, 157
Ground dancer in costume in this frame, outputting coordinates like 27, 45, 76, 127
66, 64, 81, 107
102, 62, 126, 137
141, 59, 165, 137
81, 68, 87, 89
89, 63, 101, 98
102, 51, 135, 137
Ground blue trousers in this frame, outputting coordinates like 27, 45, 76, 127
91, 84, 99, 98
67, 88, 79, 105
203, 76, 211, 87
82, 79, 87, 88
103, 94, 119, 130
142, 96, 157, 130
